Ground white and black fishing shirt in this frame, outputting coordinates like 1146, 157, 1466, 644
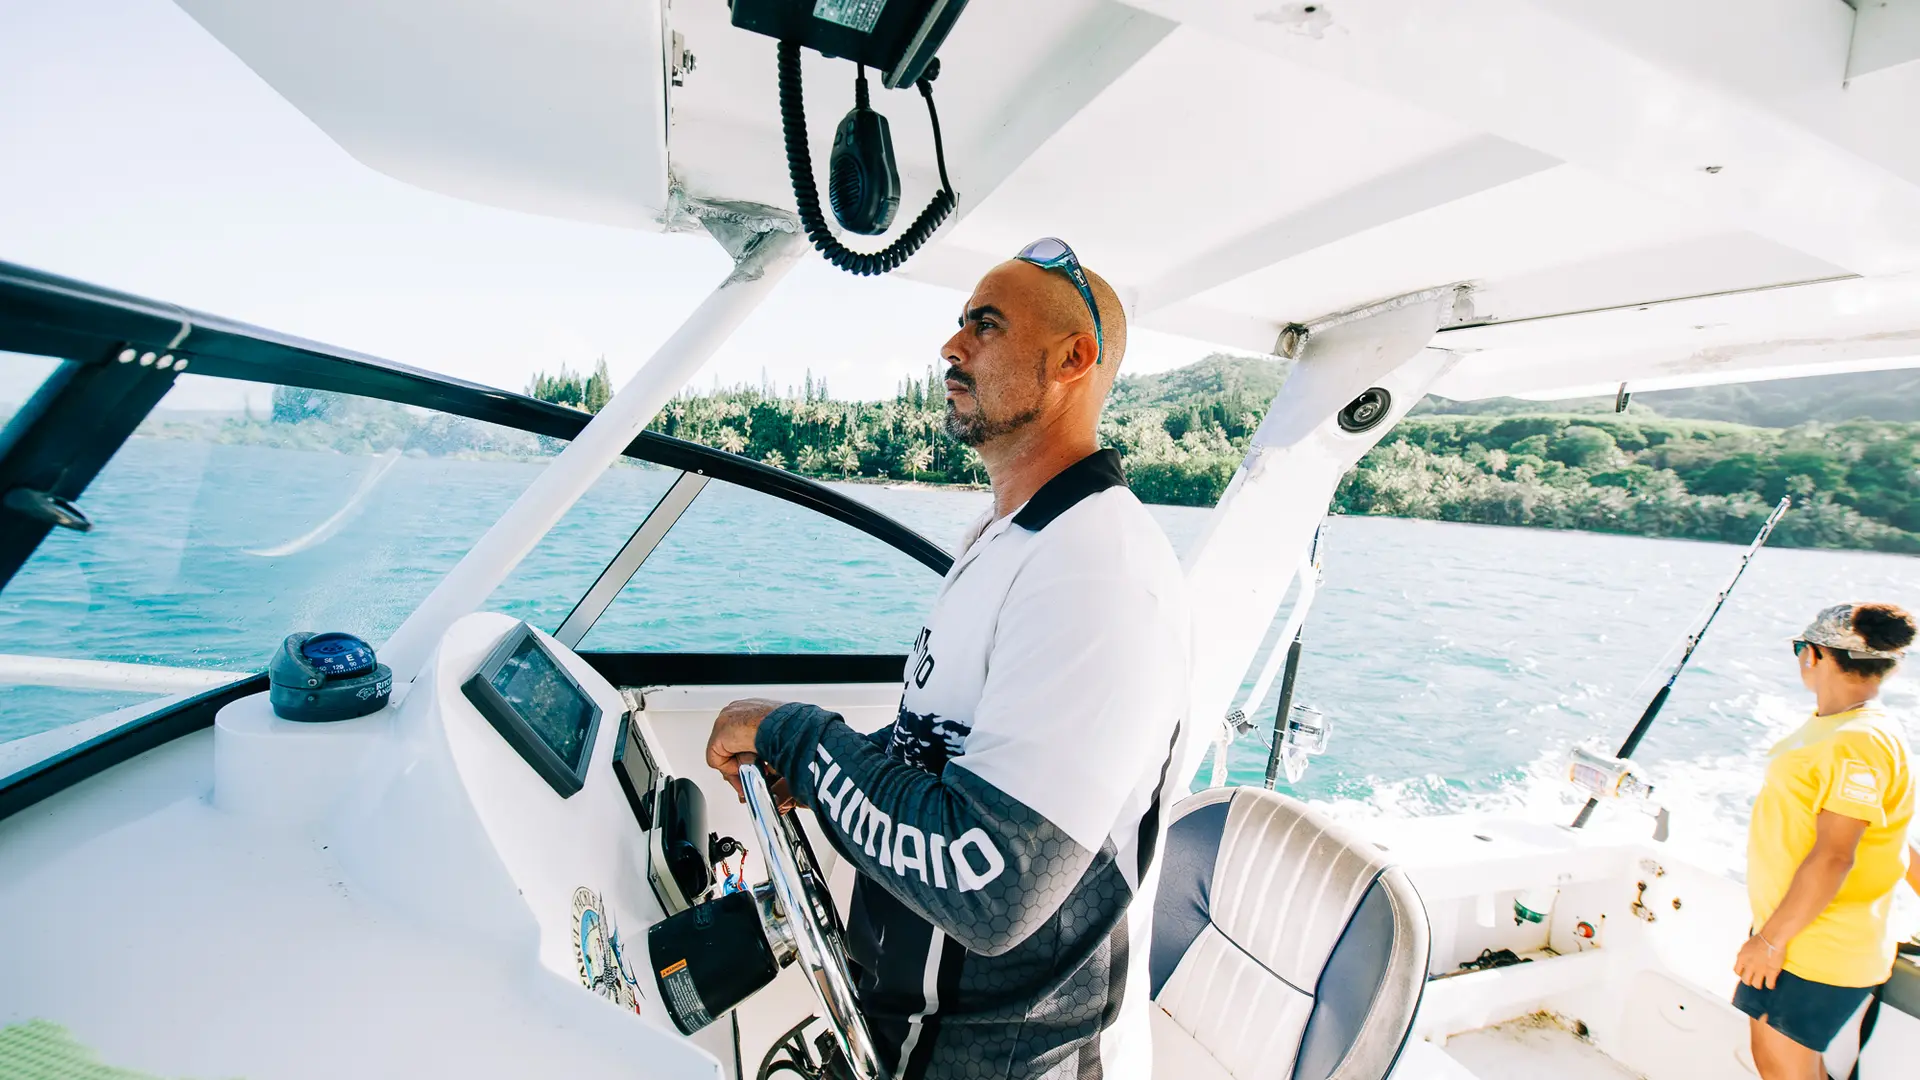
757, 449, 1193, 1080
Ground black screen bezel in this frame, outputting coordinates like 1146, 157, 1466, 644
461, 621, 604, 798
612, 711, 659, 831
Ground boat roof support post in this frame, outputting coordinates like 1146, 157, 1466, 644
1177, 287, 1462, 788
378, 214, 803, 689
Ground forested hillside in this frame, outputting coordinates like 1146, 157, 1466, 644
628, 356, 1920, 553
1415, 366, 1920, 425
1348, 415, 1917, 552
138, 353, 1916, 553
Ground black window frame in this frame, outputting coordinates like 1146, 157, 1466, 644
0, 259, 954, 822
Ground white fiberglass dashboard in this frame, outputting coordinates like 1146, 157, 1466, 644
0, 612, 730, 1079
333, 612, 688, 1023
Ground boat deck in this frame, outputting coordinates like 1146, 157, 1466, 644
1443, 1014, 1642, 1080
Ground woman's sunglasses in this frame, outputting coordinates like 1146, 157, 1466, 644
1792, 639, 1813, 658
1015, 237, 1104, 364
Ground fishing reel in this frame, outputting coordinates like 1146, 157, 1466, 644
1564, 744, 1670, 841
1222, 703, 1332, 786
1276, 705, 1330, 785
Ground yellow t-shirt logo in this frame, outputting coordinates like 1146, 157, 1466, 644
1840, 763, 1882, 806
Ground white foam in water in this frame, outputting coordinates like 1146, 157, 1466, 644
1304, 680, 1920, 937
1305, 688, 1793, 872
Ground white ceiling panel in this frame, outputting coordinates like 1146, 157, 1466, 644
943, 25, 1479, 288
179, 0, 673, 228
1188, 164, 1803, 326
171, 0, 1920, 389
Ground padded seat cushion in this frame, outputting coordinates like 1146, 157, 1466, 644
1151, 1003, 1236, 1080
1158, 924, 1317, 1076
1149, 788, 1429, 1080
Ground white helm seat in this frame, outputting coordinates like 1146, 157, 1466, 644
1148, 787, 1430, 1079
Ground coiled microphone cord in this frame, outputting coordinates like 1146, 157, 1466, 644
778, 40, 956, 276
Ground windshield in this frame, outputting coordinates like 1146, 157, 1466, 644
578, 478, 941, 654
0, 374, 572, 746
0, 352, 63, 427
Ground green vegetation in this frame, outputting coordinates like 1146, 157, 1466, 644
527, 358, 613, 414
1416, 366, 1920, 426
518, 354, 1920, 552
1345, 414, 1919, 553
133, 354, 1918, 554
647, 369, 985, 484
629, 356, 1281, 503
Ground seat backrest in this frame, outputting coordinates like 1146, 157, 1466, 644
1149, 787, 1430, 1080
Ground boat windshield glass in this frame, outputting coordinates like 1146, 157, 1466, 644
0, 373, 568, 747
578, 478, 939, 654
483, 464, 681, 632
0, 351, 65, 425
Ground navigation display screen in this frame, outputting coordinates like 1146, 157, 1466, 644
462, 622, 603, 798
492, 634, 596, 771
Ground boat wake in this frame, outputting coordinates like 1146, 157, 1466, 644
1308, 690, 1821, 879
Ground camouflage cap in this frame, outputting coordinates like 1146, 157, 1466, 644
1798, 603, 1907, 660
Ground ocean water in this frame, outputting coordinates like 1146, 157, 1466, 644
2, 436, 1916, 876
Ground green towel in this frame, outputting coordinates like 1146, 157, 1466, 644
0, 1020, 224, 1080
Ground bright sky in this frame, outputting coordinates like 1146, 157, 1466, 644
0, 0, 1225, 408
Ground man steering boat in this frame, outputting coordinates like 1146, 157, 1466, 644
706, 240, 1193, 1080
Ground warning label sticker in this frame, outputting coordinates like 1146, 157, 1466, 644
814, 0, 888, 34
660, 961, 713, 1032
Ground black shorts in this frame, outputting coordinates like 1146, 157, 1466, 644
1732, 970, 1874, 1052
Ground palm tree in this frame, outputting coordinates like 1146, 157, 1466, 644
762, 448, 787, 470
903, 442, 934, 480
714, 427, 747, 455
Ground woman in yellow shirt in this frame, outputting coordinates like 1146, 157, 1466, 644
1735, 602, 1916, 1079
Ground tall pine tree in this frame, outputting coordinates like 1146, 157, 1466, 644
583, 358, 613, 414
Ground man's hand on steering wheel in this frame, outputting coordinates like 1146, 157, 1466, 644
707, 697, 797, 809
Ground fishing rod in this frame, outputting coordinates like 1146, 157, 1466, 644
1262, 523, 1326, 790
1211, 521, 1327, 788
1570, 495, 1791, 829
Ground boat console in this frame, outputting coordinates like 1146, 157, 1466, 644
212, 614, 688, 1006
195, 611, 877, 1076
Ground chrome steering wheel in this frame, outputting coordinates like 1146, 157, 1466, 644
740, 762, 882, 1080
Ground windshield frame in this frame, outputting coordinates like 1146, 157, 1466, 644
0, 258, 954, 823
0, 260, 951, 590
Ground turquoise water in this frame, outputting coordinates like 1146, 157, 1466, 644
2, 435, 1915, 872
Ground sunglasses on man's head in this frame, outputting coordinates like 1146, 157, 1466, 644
1015, 237, 1104, 365
1793, 639, 1813, 658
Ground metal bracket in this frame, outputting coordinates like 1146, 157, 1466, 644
0, 341, 181, 588
2, 488, 90, 531
555, 470, 711, 647
670, 30, 697, 87
1275, 283, 1472, 359
1630, 880, 1657, 923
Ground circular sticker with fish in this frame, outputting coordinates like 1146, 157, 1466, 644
573, 886, 640, 1013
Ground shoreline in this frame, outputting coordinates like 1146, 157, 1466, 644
125, 428, 1918, 557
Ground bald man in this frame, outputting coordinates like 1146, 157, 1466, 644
707, 240, 1192, 1080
